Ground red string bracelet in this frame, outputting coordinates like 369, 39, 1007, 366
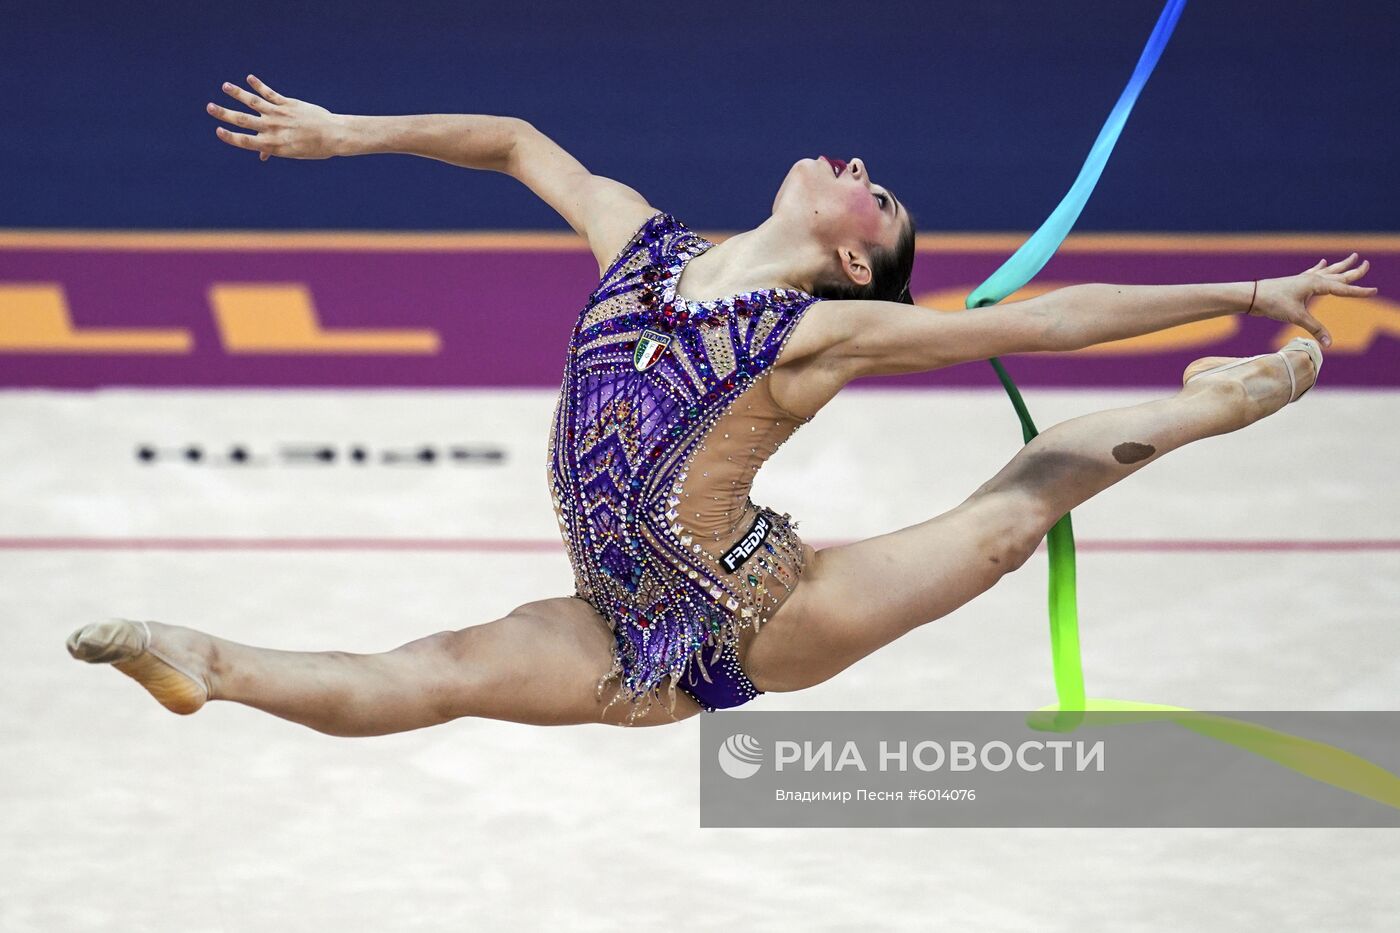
1246, 279, 1259, 315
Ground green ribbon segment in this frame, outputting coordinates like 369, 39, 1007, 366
964, 0, 1400, 810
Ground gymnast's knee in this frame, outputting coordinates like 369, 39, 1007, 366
963, 490, 1052, 573
990, 529, 1043, 574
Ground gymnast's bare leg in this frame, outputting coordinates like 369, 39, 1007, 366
745, 345, 1319, 693
68, 347, 1312, 730
67, 596, 701, 733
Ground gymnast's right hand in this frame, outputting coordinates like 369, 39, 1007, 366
207, 75, 342, 162
1250, 253, 1378, 348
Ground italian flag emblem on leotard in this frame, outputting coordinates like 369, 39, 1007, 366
633, 328, 672, 372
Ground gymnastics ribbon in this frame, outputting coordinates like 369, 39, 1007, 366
965, 0, 1400, 811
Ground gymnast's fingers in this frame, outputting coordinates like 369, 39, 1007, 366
1297, 309, 1331, 346
206, 101, 260, 130
1338, 258, 1370, 283
247, 74, 288, 105
214, 125, 266, 153
221, 81, 273, 114
1323, 252, 1359, 274
1326, 279, 1379, 298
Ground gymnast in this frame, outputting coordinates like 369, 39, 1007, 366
67, 76, 1377, 731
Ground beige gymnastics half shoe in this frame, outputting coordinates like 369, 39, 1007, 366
67, 618, 209, 715
1182, 336, 1324, 404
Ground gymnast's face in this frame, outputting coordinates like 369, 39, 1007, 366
773, 155, 905, 288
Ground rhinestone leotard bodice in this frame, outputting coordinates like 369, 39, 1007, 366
547, 211, 818, 715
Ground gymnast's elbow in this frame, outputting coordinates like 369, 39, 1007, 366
982, 300, 1062, 358
1024, 287, 1107, 353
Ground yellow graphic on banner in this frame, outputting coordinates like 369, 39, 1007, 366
209, 283, 440, 354
0, 284, 192, 353
2, 277, 1391, 358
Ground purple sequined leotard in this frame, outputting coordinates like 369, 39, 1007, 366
547, 211, 818, 720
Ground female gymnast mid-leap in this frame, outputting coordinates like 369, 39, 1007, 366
68, 76, 1377, 731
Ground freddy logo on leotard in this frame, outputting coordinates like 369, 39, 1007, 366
721, 512, 772, 573
633, 328, 671, 371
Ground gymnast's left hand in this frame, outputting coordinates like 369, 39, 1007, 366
206, 75, 342, 162
1250, 253, 1378, 348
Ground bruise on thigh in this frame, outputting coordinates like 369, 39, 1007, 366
982, 449, 1118, 498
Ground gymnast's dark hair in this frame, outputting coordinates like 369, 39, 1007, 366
807, 207, 917, 305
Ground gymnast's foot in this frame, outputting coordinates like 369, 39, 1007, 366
66, 619, 214, 715
1181, 338, 1321, 421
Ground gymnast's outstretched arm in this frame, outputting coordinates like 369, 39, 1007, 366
206, 75, 658, 272
799, 255, 1375, 382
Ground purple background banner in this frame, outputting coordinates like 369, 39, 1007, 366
1, 234, 1396, 389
